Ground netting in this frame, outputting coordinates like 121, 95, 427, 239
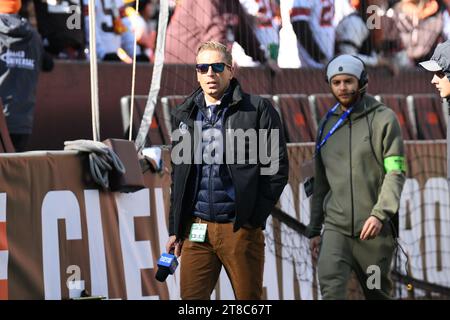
152, 0, 450, 300
18, 0, 450, 300
264, 142, 450, 299
22, 0, 450, 150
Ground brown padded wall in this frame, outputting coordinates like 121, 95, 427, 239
412, 94, 446, 140
29, 62, 439, 150
377, 94, 417, 140
275, 94, 316, 143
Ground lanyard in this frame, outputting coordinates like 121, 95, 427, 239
316, 103, 353, 154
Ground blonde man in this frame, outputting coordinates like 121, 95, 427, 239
165, 41, 288, 300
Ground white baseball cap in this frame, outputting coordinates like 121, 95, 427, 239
419, 41, 450, 75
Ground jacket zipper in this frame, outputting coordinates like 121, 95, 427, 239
349, 118, 355, 237
223, 108, 238, 220
209, 112, 217, 221
190, 109, 204, 217
209, 164, 214, 220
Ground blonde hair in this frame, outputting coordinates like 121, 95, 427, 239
197, 41, 232, 65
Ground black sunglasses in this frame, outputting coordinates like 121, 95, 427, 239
435, 70, 447, 79
196, 62, 230, 74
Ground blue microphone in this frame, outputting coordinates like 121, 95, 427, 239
155, 251, 178, 282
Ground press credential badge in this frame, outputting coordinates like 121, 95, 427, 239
189, 223, 207, 242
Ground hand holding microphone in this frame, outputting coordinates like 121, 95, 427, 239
155, 236, 183, 282
165, 235, 182, 257
155, 249, 179, 282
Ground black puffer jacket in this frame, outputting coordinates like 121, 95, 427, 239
169, 78, 289, 238
192, 91, 236, 223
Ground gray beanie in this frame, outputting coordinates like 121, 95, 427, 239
326, 54, 365, 83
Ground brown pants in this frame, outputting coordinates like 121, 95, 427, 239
180, 217, 265, 300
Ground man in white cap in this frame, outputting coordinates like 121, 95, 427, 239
420, 41, 450, 186
306, 54, 406, 299
419, 40, 450, 101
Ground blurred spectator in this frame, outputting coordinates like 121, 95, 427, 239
334, 0, 398, 73
138, 0, 158, 61
366, 0, 411, 67
239, 0, 281, 62
277, 0, 300, 68
83, 0, 125, 61
33, 0, 86, 59
120, 0, 156, 63
393, 0, 444, 64
0, 0, 54, 152
289, 0, 335, 68
164, 0, 270, 67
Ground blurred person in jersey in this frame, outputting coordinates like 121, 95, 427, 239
307, 54, 405, 299
334, 0, 398, 74
0, 0, 53, 151
289, 0, 335, 68
239, 0, 281, 63
164, 0, 273, 68
82, 0, 125, 61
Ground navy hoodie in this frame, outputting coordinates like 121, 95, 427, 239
0, 14, 45, 134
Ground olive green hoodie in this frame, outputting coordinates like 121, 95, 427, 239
307, 94, 406, 238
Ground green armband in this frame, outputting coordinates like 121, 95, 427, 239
384, 156, 406, 173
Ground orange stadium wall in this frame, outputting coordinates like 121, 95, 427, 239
30, 61, 437, 151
